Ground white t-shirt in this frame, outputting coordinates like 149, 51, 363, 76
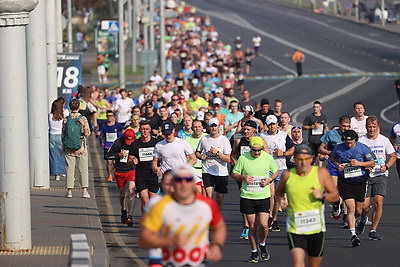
359, 134, 395, 177
252, 36, 262, 47
153, 138, 194, 173
48, 113, 63, 135
196, 134, 231, 176
351, 116, 368, 137
115, 98, 134, 123
261, 130, 288, 170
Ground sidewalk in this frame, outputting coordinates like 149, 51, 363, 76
0, 136, 108, 267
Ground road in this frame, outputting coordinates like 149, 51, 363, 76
93, 0, 400, 266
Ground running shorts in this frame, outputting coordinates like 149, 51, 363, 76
366, 175, 387, 197
115, 170, 135, 189
240, 197, 270, 214
202, 173, 228, 194
338, 180, 367, 202
287, 232, 325, 257
135, 172, 159, 193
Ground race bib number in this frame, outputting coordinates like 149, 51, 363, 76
120, 149, 129, 163
294, 209, 321, 234
219, 125, 224, 135
177, 80, 183, 86
106, 132, 117, 143
373, 156, 384, 173
344, 165, 362, 178
139, 147, 154, 162
246, 176, 264, 192
240, 146, 250, 155
311, 124, 323, 135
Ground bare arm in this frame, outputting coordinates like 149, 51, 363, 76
275, 170, 289, 207
318, 143, 331, 155
314, 167, 340, 203
151, 157, 162, 176
206, 220, 227, 262
187, 153, 197, 166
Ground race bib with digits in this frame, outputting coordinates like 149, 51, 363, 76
105, 132, 117, 143
344, 165, 362, 178
139, 147, 154, 162
246, 176, 264, 192
294, 209, 321, 234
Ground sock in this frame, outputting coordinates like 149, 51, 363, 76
252, 249, 258, 253
370, 230, 376, 233
350, 228, 356, 236
259, 242, 265, 246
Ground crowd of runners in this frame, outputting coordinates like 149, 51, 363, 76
47, 2, 400, 267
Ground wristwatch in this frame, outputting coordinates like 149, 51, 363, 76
283, 151, 286, 156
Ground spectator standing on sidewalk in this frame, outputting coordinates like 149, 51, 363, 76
63, 99, 91, 198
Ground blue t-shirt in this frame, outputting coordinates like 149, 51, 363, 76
99, 123, 124, 149
332, 142, 373, 184
320, 129, 343, 151
225, 112, 244, 140
177, 130, 192, 139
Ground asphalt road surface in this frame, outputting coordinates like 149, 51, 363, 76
93, 0, 400, 266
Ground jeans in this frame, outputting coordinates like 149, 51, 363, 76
49, 134, 66, 176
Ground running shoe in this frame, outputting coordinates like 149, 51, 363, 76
259, 245, 270, 261
82, 191, 90, 199
271, 221, 281, 232
107, 175, 113, 182
126, 215, 133, 226
365, 216, 372, 226
332, 202, 341, 220
121, 209, 128, 224
240, 226, 249, 240
66, 191, 72, 198
351, 235, 361, 247
341, 220, 349, 228
55, 175, 61, 181
356, 219, 366, 235
248, 252, 259, 263
368, 231, 382, 240
268, 217, 273, 230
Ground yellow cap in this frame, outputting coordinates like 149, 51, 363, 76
249, 136, 263, 149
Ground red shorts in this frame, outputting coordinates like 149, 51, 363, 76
115, 170, 136, 189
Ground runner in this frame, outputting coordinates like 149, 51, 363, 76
331, 130, 375, 247
232, 136, 279, 263
389, 119, 400, 180
358, 116, 396, 240
106, 129, 136, 226
350, 102, 368, 137
195, 118, 232, 208
139, 164, 227, 267
292, 49, 305, 77
252, 34, 262, 56
275, 144, 339, 267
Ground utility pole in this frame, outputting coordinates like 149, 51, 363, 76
132, 0, 138, 72
67, 0, 73, 52
381, 0, 385, 27
0, 0, 38, 251
119, 0, 126, 88
355, 0, 359, 22
46, 0, 58, 107
160, 0, 166, 78
149, 0, 155, 50
56, 0, 63, 52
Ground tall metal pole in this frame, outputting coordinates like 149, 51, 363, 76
119, 0, 126, 88
0, 0, 37, 251
355, 0, 359, 22
132, 0, 138, 72
46, 0, 58, 107
27, 0, 50, 189
143, 1, 149, 51
128, 0, 132, 39
160, 0, 166, 78
381, 0, 385, 27
67, 0, 73, 52
149, 0, 155, 50
55, 0, 63, 52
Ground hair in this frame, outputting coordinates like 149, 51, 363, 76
339, 115, 351, 124
281, 111, 291, 118
50, 99, 64, 121
353, 101, 364, 110
159, 105, 167, 111
275, 99, 282, 104
192, 119, 203, 126
313, 100, 322, 106
120, 88, 127, 94
81, 87, 92, 102
366, 115, 379, 126
139, 120, 151, 128
106, 110, 114, 115
69, 99, 81, 111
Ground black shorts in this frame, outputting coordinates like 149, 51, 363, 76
240, 197, 270, 214
288, 232, 325, 257
104, 149, 110, 160
135, 172, 159, 193
338, 180, 367, 202
202, 173, 228, 194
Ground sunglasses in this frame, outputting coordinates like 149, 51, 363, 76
172, 98, 179, 101
292, 126, 302, 130
251, 148, 263, 152
295, 157, 313, 163
106, 115, 114, 117
173, 177, 194, 183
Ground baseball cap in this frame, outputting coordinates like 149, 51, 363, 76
213, 98, 222, 105
208, 117, 220, 126
196, 111, 205, 121
124, 129, 135, 145
294, 144, 313, 155
144, 100, 153, 107
161, 121, 174, 134
244, 105, 254, 114
265, 115, 278, 125
215, 87, 223, 94
249, 136, 264, 149
244, 120, 257, 129
342, 130, 358, 140
172, 164, 195, 178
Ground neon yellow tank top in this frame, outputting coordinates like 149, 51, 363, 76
286, 166, 326, 235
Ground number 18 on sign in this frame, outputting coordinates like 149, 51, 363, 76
57, 53, 82, 100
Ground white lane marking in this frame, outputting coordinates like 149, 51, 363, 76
252, 79, 294, 98
197, 8, 363, 73
290, 76, 371, 123
380, 101, 399, 125
91, 138, 147, 267
259, 53, 297, 75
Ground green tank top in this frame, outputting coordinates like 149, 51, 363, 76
286, 166, 325, 235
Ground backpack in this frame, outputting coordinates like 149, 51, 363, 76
64, 115, 83, 150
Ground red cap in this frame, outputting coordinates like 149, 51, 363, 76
124, 129, 135, 145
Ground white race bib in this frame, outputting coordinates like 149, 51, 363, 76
311, 124, 323, 135
139, 147, 154, 162
120, 149, 129, 163
373, 156, 384, 173
106, 132, 117, 143
294, 209, 321, 234
246, 176, 264, 192
240, 146, 250, 156
344, 165, 362, 178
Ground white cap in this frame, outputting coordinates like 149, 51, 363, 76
213, 98, 222, 105
172, 164, 195, 177
196, 111, 205, 121
208, 117, 220, 126
265, 114, 278, 125
215, 87, 223, 94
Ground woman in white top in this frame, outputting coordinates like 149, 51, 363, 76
49, 98, 68, 180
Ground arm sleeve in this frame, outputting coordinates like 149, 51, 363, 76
384, 137, 395, 154
106, 139, 121, 159
183, 140, 194, 155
